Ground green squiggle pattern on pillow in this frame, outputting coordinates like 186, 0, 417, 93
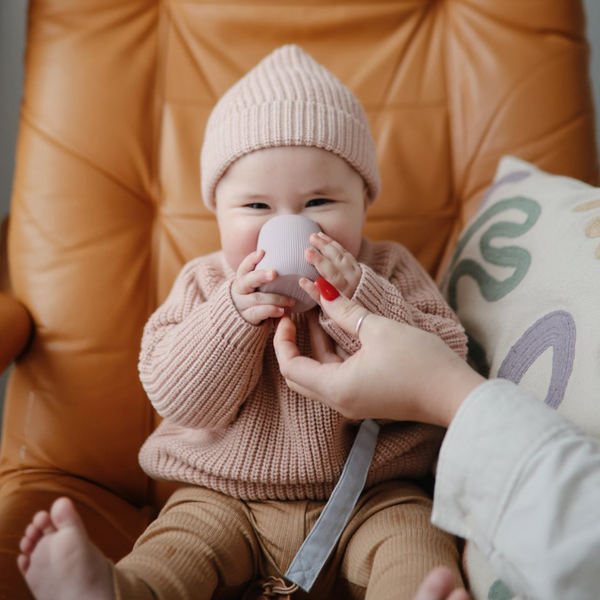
488, 578, 515, 600
446, 197, 541, 311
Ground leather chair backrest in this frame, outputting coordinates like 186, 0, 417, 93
1, 0, 597, 552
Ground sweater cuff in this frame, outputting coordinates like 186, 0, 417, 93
318, 265, 375, 354
353, 263, 388, 312
354, 263, 414, 323
209, 280, 270, 354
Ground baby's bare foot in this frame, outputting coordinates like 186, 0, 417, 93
18, 497, 115, 600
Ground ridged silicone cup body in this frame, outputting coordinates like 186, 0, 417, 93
256, 215, 321, 313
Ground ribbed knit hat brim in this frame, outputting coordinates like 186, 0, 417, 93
200, 45, 381, 210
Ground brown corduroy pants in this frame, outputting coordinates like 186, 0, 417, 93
112, 480, 462, 600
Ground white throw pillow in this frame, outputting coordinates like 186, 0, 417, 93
440, 155, 600, 600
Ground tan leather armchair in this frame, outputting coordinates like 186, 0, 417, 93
1, 1, 597, 597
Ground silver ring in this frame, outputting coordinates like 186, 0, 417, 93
355, 311, 370, 337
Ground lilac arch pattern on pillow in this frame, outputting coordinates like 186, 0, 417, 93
487, 310, 577, 599
497, 310, 576, 410
479, 170, 531, 210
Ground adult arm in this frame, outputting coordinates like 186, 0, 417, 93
275, 287, 600, 600
433, 378, 600, 600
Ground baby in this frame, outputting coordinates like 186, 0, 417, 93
18, 45, 467, 600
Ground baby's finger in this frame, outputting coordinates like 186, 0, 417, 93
242, 304, 286, 326
235, 290, 295, 311
305, 246, 331, 273
312, 232, 359, 271
233, 268, 277, 296
305, 248, 343, 288
309, 232, 344, 262
310, 232, 342, 258
299, 277, 322, 306
236, 249, 265, 278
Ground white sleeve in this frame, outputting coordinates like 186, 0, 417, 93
432, 378, 600, 600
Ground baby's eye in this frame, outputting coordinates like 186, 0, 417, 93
306, 198, 333, 208
245, 202, 270, 210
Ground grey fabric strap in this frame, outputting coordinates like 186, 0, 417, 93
285, 419, 380, 592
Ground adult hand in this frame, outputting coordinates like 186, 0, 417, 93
274, 278, 484, 427
413, 567, 471, 600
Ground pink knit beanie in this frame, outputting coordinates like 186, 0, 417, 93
200, 45, 381, 211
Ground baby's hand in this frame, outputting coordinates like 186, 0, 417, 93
305, 233, 362, 299
232, 249, 296, 325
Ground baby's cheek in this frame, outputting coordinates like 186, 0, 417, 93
344, 237, 363, 259
326, 231, 362, 259
221, 239, 247, 272
222, 230, 259, 272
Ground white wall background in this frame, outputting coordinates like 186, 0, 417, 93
0, 1, 600, 429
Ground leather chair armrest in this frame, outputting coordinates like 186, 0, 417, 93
0, 293, 32, 374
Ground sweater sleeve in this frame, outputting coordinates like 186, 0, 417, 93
138, 257, 270, 429
319, 241, 468, 359
433, 379, 600, 600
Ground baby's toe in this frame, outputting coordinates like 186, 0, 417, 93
24, 522, 44, 546
33, 509, 55, 533
19, 534, 36, 555
17, 553, 30, 574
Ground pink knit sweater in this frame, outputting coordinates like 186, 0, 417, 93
138, 238, 467, 501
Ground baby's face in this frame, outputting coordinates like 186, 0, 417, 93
215, 146, 368, 272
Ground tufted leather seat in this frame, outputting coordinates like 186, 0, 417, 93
0, 1, 597, 597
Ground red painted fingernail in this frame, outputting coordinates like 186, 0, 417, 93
314, 278, 340, 301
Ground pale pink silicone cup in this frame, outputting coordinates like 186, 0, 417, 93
256, 215, 321, 313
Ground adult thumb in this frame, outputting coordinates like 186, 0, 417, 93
314, 278, 371, 338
